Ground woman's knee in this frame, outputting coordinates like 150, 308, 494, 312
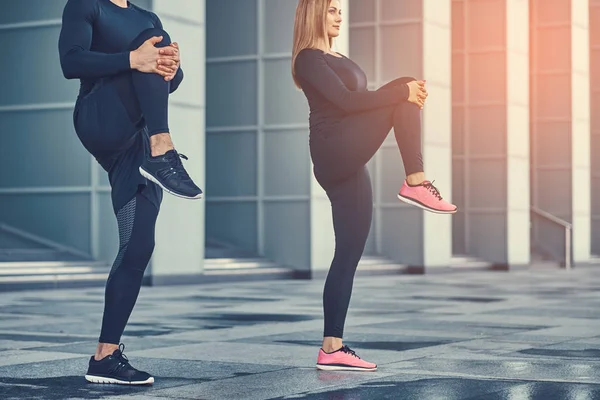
129, 27, 171, 50
394, 98, 421, 117
396, 76, 417, 84
331, 245, 365, 272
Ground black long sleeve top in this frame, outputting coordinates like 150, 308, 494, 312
294, 48, 409, 133
58, 0, 183, 98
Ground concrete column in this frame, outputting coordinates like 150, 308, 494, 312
150, 0, 206, 283
506, 0, 531, 266
420, 0, 453, 269
591, 0, 600, 255
571, 0, 591, 263
452, 0, 530, 268
530, 0, 590, 264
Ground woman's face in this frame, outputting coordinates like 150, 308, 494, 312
326, 0, 342, 39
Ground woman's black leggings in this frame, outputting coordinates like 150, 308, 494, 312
309, 77, 423, 338
73, 28, 174, 344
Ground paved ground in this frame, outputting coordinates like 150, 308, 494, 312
1, 267, 600, 399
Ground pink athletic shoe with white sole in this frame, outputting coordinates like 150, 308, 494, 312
316, 345, 377, 372
397, 180, 457, 214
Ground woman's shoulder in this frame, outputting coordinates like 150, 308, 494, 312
297, 48, 328, 64
298, 48, 347, 59
298, 48, 321, 56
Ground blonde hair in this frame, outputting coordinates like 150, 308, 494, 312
291, 0, 334, 89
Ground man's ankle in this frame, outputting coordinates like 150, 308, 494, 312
150, 145, 174, 157
149, 132, 174, 157
94, 343, 119, 361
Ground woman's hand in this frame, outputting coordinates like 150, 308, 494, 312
158, 42, 180, 82
406, 80, 428, 109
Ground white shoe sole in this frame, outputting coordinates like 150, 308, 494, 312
397, 194, 457, 214
139, 167, 203, 200
85, 374, 154, 385
316, 364, 377, 372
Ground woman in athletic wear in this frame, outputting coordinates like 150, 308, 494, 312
292, 0, 457, 371
59, 0, 202, 385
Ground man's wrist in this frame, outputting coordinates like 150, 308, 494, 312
129, 51, 138, 70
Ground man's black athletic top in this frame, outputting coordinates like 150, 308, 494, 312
294, 48, 409, 133
59, 0, 183, 97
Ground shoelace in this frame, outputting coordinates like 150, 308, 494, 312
340, 345, 361, 359
163, 151, 193, 182
422, 180, 442, 200
109, 343, 131, 375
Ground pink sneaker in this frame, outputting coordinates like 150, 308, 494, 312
316, 345, 377, 372
398, 180, 457, 214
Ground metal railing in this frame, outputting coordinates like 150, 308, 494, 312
530, 207, 572, 270
0, 223, 92, 260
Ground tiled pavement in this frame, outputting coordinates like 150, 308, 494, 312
1, 267, 600, 399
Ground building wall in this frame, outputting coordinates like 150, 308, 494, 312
0, 0, 157, 262
0, 0, 203, 278
348, 0, 453, 268
590, 0, 600, 255
205, 0, 314, 270
1, 0, 596, 277
149, 0, 206, 280
530, 0, 590, 263
452, 0, 530, 266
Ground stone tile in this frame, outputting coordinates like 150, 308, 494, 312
0, 355, 282, 381
127, 342, 317, 367
234, 330, 463, 352
28, 337, 201, 355
467, 382, 600, 399
517, 326, 600, 338
485, 306, 600, 320
443, 339, 534, 355
511, 341, 600, 360
0, 357, 285, 400
159, 319, 324, 342
367, 319, 549, 337
349, 326, 477, 339
0, 374, 198, 400
387, 358, 600, 384
3, 261, 600, 397
487, 334, 576, 346
0, 350, 85, 368
90, 396, 174, 400
0, 340, 63, 351
149, 368, 399, 400
0, 332, 93, 344
274, 375, 522, 400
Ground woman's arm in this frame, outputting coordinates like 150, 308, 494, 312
295, 49, 408, 113
59, 0, 132, 79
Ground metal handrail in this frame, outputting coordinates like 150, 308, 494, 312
530, 207, 572, 270
0, 223, 93, 260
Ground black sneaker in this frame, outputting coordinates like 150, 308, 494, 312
85, 343, 154, 385
139, 149, 203, 199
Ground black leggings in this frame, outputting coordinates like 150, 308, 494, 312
309, 77, 423, 338
72, 28, 174, 344
99, 190, 158, 344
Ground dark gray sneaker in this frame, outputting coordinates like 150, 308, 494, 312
85, 344, 154, 385
139, 149, 203, 199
